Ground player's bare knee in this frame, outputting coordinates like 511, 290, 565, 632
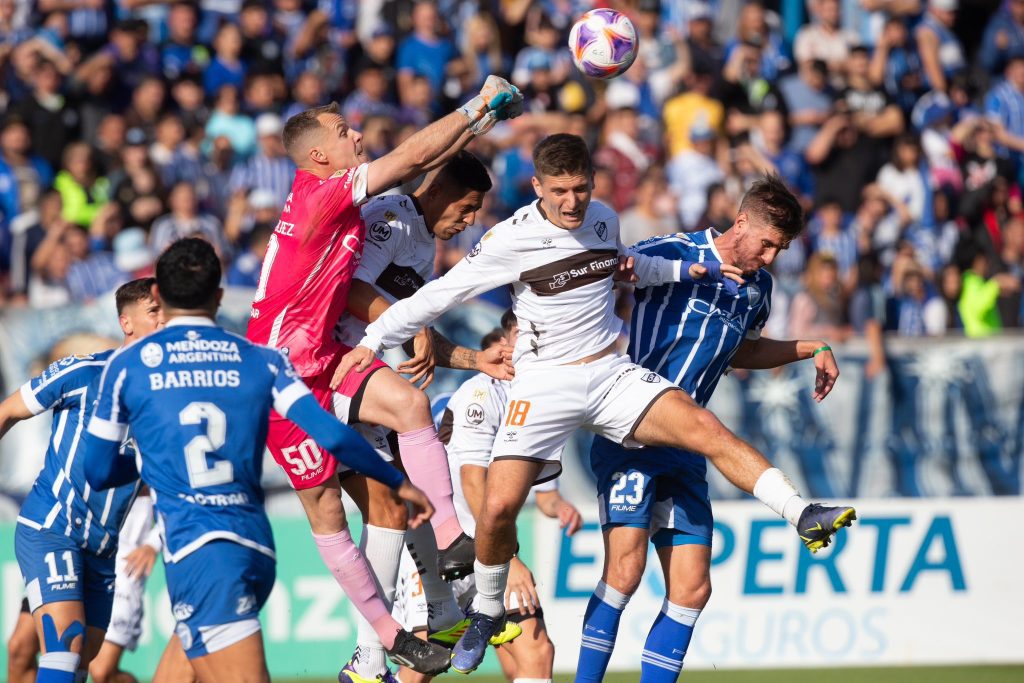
366, 493, 408, 530
482, 495, 519, 531
669, 575, 712, 610
606, 554, 645, 595
7, 634, 37, 669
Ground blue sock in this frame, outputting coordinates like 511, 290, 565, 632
36, 652, 79, 682
640, 600, 701, 682
576, 581, 631, 682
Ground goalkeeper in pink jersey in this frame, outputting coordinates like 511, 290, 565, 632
246, 77, 522, 675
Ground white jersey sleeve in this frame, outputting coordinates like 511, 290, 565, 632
355, 199, 412, 285
360, 226, 520, 352
444, 376, 507, 468
623, 241, 684, 289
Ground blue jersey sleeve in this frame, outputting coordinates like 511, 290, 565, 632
19, 354, 109, 416
745, 272, 775, 340
86, 349, 131, 444
83, 349, 139, 489
267, 351, 406, 489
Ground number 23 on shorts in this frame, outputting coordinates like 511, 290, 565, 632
505, 400, 531, 427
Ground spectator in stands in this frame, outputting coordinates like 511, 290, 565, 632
789, 252, 851, 341
810, 199, 858, 291
204, 21, 247, 97
12, 58, 78, 170
848, 253, 888, 378
229, 113, 294, 209
682, 2, 724, 80
718, 39, 788, 140
459, 12, 508, 93
751, 110, 812, 208
793, 0, 855, 79
997, 216, 1024, 326
619, 166, 677, 245
663, 62, 723, 158
0, 116, 53, 228
697, 182, 738, 233
779, 58, 832, 155
806, 102, 880, 214
869, 16, 924, 115
150, 180, 226, 255
877, 134, 927, 226
170, 73, 210, 139
594, 82, 656, 213
161, 1, 206, 81
239, 0, 285, 77
122, 75, 166, 140
204, 84, 257, 158
891, 264, 947, 336
284, 70, 326, 120
916, 0, 965, 93
53, 142, 109, 229
958, 240, 1021, 336
667, 121, 724, 229
985, 54, 1024, 174
396, 0, 458, 101
27, 191, 76, 308
725, 1, 790, 81
343, 63, 400, 129
980, 0, 1024, 75
227, 220, 273, 287
840, 45, 905, 161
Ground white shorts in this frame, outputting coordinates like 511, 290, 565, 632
105, 573, 145, 650
492, 354, 677, 483
336, 422, 396, 478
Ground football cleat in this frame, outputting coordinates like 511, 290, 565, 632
338, 661, 399, 683
450, 611, 521, 674
429, 617, 521, 647
798, 503, 857, 553
385, 629, 451, 676
437, 533, 476, 582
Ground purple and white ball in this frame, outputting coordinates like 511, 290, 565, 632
568, 9, 639, 79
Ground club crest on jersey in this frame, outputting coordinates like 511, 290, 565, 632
468, 242, 482, 259
369, 221, 392, 242
465, 403, 485, 425
594, 221, 608, 241
747, 283, 762, 307
140, 342, 163, 368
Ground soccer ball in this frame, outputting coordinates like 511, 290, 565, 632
568, 9, 638, 79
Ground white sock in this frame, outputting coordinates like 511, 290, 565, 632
471, 560, 510, 618
405, 522, 462, 631
353, 524, 405, 677
662, 600, 701, 626
595, 580, 631, 610
752, 468, 807, 527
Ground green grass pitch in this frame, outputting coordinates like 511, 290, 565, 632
279, 665, 1024, 683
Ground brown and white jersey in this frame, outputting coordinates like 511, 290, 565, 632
335, 194, 436, 347
360, 199, 685, 368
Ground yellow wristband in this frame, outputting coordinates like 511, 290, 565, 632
812, 345, 832, 357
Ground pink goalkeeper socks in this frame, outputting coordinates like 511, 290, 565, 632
312, 528, 401, 649
397, 425, 463, 549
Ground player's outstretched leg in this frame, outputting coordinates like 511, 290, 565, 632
357, 369, 475, 579
451, 460, 538, 674
633, 391, 856, 551
152, 635, 196, 683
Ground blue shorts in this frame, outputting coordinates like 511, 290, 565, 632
165, 541, 276, 659
14, 523, 116, 629
590, 437, 713, 547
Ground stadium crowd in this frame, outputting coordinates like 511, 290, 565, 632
1, 0, 1023, 355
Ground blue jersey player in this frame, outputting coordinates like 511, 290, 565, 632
576, 176, 856, 682
80, 238, 440, 683
0, 278, 163, 683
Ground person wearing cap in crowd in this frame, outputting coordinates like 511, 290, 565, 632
916, 0, 965, 93
228, 112, 296, 208
668, 120, 725, 229
682, 1, 725, 81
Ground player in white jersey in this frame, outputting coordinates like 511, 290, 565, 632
396, 314, 582, 683
336, 134, 857, 673
333, 151, 505, 682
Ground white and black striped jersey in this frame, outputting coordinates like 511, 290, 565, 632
360, 199, 685, 367
336, 194, 435, 347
